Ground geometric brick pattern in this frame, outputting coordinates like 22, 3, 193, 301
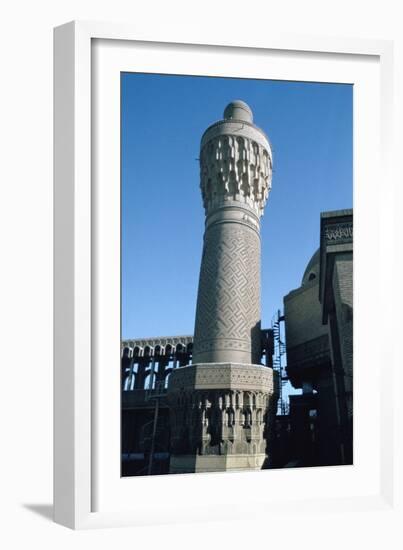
169, 363, 276, 391
193, 222, 261, 364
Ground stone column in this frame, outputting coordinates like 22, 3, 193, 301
168, 101, 278, 473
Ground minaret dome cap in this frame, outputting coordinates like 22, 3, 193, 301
223, 100, 253, 123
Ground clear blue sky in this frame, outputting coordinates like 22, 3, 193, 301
121, 73, 352, 340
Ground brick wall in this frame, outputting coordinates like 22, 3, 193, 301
332, 253, 353, 418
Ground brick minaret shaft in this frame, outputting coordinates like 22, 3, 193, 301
192, 100, 272, 365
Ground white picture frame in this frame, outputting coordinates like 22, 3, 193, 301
54, 20, 397, 530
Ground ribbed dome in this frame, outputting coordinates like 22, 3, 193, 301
302, 249, 320, 285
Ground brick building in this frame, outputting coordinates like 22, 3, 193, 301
283, 209, 353, 466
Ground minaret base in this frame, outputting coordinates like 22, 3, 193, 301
167, 363, 278, 474
170, 453, 267, 474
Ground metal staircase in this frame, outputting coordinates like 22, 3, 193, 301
272, 309, 289, 415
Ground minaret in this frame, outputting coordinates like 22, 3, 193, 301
167, 101, 278, 473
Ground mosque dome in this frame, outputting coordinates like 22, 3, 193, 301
301, 249, 320, 286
